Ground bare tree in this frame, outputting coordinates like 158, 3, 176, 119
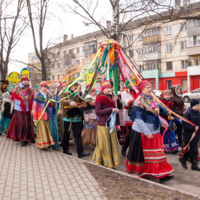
0, 0, 27, 80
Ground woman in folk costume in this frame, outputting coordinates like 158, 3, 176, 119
0, 84, 15, 134
159, 90, 179, 153
33, 81, 55, 149
121, 79, 137, 156
6, 76, 35, 146
0, 80, 9, 134
48, 83, 60, 150
81, 88, 98, 146
126, 80, 174, 183
92, 80, 121, 168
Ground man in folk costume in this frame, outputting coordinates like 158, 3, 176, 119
60, 81, 90, 158
0, 83, 15, 134
33, 81, 55, 149
6, 75, 35, 146
58, 81, 68, 144
121, 79, 137, 156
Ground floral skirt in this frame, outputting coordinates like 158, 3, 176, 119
36, 120, 55, 149
126, 130, 173, 179
81, 119, 98, 146
92, 126, 121, 168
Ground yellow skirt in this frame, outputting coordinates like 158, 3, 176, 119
92, 126, 121, 168
36, 120, 55, 149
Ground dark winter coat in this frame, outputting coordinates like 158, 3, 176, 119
95, 94, 116, 126
182, 107, 200, 143
4, 102, 14, 118
170, 85, 184, 116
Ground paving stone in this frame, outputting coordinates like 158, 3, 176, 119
0, 136, 105, 200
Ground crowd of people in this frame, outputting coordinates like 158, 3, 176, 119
0, 75, 200, 184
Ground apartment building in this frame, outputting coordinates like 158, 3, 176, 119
28, 2, 200, 91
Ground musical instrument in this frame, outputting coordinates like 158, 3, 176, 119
64, 101, 95, 111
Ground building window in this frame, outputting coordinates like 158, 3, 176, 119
64, 51, 66, 56
52, 75, 55, 80
143, 43, 160, 54
150, 81, 154, 89
129, 50, 134, 58
76, 60, 80, 65
52, 65, 54, 69
180, 23, 187, 31
138, 49, 143, 55
166, 62, 173, 71
129, 35, 134, 42
57, 52, 60, 58
181, 60, 188, 68
77, 72, 80, 77
181, 41, 187, 50
138, 33, 143, 40
167, 80, 172, 90
181, 79, 188, 90
139, 65, 143, 72
188, 35, 200, 47
77, 48, 80, 54
58, 63, 60, 68
69, 49, 74, 54
144, 61, 159, 71
57, 75, 59, 79
165, 26, 172, 35
195, 59, 200, 66
144, 27, 160, 37
187, 20, 200, 28
166, 44, 172, 52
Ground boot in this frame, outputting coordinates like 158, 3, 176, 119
160, 175, 174, 184
21, 141, 26, 147
179, 157, 187, 169
191, 153, 200, 171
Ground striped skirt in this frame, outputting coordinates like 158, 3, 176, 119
36, 120, 55, 149
126, 130, 173, 179
92, 126, 121, 168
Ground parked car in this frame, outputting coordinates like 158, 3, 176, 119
153, 90, 162, 97
182, 88, 200, 103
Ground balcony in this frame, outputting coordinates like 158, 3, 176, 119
143, 35, 161, 45
142, 52, 161, 61
187, 46, 200, 56
187, 26, 200, 36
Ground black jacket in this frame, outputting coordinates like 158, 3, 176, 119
183, 107, 200, 143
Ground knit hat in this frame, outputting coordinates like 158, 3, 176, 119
48, 82, 60, 89
160, 90, 171, 98
69, 81, 78, 87
101, 80, 112, 91
21, 75, 29, 82
40, 81, 48, 88
137, 80, 150, 93
85, 84, 91, 90
122, 87, 129, 92
60, 82, 67, 89
89, 88, 96, 94
190, 99, 199, 108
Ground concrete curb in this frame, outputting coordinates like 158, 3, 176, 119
55, 150, 200, 199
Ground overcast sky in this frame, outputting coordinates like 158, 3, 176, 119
9, 0, 112, 74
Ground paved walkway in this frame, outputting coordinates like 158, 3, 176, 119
0, 135, 106, 200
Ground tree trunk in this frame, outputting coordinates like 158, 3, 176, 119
41, 59, 47, 81
0, 62, 8, 80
